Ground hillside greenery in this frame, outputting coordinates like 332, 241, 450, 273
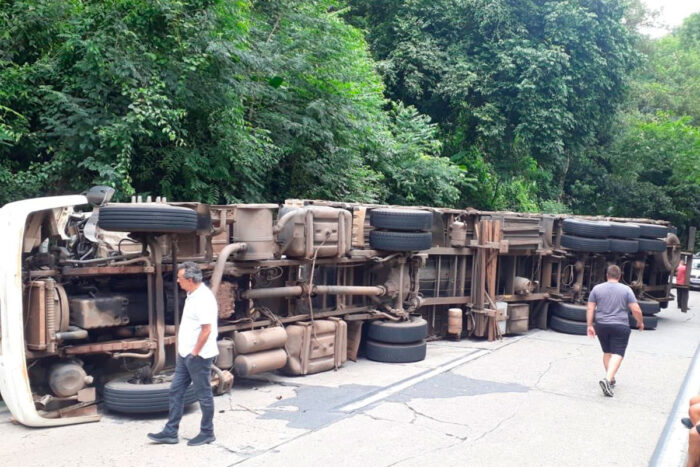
0, 1, 698, 236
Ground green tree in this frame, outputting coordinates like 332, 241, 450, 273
0, 0, 464, 207
346, 0, 640, 210
629, 13, 700, 126
0, 0, 263, 204
603, 114, 700, 229
379, 102, 468, 206
566, 13, 700, 240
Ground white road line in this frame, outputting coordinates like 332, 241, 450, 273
339, 349, 491, 413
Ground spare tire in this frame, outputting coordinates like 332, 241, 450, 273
654, 234, 681, 272
638, 224, 669, 239
549, 315, 587, 335
370, 208, 433, 231
365, 339, 427, 363
609, 239, 639, 254
638, 238, 666, 252
561, 235, 609, 252
277, 206, 298, 220
99, 204, 198, 233
369, 230, 432, 251
552, 302, 587, 322
562, 219, 610, 239
367, 316, 428, 344
103, 374, 197, 414
609, 222, 640, 239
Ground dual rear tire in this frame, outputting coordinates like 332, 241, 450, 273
365, 316, 428, 363
369, 209, 433, 252
98, 204, 199, 233
549, 301, 658, 335
560, 218, 671, 253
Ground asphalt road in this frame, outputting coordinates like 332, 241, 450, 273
2, 292, 699, 466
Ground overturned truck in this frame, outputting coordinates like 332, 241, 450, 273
0, 188, 686, 426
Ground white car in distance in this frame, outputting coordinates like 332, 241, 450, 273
690, 257, 700, 290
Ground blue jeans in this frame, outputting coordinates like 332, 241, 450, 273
163, 354, 215, 436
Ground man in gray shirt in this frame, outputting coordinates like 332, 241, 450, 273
586, 264, 644, 397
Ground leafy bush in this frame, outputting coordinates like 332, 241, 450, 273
0, 0, 464, 207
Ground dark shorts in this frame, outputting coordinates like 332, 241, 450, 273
595, 323, 631, 357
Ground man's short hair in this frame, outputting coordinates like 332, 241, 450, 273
178, 261, 203, 283
606, 264, 622, 279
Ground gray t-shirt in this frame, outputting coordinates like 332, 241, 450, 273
588, 281, 637, 326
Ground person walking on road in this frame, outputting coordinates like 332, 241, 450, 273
148, 261, 219, 446
586, 264, 644, 397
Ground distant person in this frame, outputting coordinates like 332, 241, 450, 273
677, 259, 689, 313
586, 264, 644, 397
148, 261, 219, 446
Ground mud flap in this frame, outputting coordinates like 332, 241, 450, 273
346, 321, 363, 362
534, 301, 550, 330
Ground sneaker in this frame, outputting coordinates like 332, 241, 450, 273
147, 431, 178, 444
187, 432, 216, 446
610, 378, 616, 388
682, 417, 694, 429
599, 378, 614, 397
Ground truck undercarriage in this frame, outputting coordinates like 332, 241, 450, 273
0, 191, 685, 426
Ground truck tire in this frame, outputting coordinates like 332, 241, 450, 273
554, 301, 659, 321
549, 315, 587, 335
638, 300, 661, 316
370, 208, 433, 231
277, 206, 298, 220
99, 204, 198, 233
637, 238, 666, 252
629, 314, 657, 330
369, 230, 432, 251
562, 219, 610, 238
654, 234, 681, 272
103, 375, 197, 414
608, 222, 640, 239
609, 239, 639, 254
365, 339, 427, 363
560, 235, 609, 252
638, 224, 669, 239
551, 302, 587, 322
367, 316, 428, 344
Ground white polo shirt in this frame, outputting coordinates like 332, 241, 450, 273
177, 283, 219, 359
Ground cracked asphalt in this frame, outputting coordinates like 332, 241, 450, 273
2, 292, 699, 466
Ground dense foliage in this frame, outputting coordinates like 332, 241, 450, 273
345, 0, 640, 210
0, 1, 698, 237
0, 0, 464, 205
565, 14, 700, 235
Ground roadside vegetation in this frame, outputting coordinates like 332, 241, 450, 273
1, 1, 698, 234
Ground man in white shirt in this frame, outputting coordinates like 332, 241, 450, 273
148, 261, 218, 446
